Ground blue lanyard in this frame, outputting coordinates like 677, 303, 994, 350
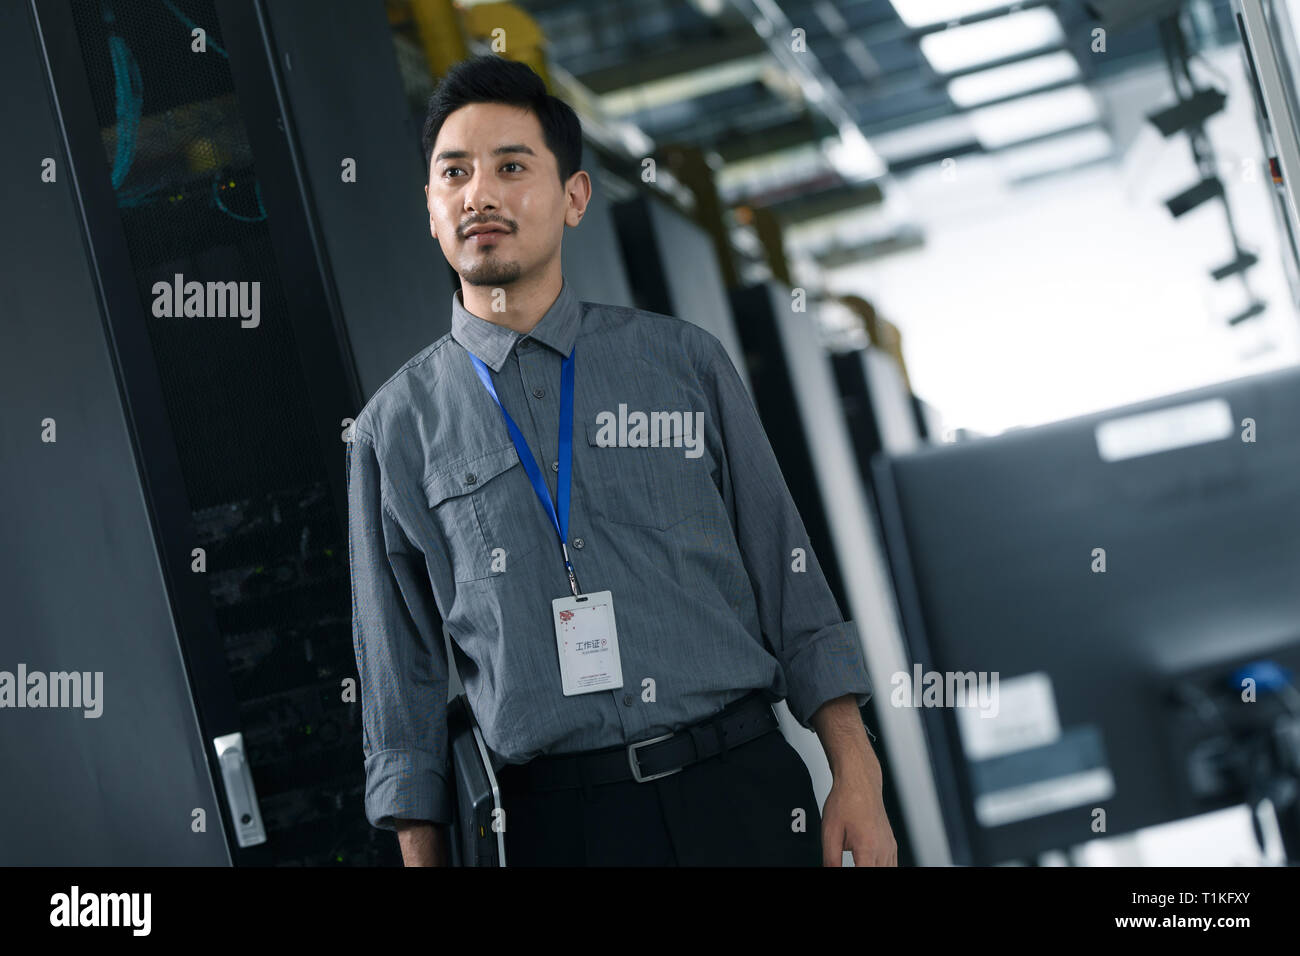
467, 346, 580, 596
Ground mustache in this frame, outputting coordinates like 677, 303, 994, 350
461, 218, 514, 236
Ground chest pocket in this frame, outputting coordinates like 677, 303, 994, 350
423, 443, 546, 582
582, 412, 714, 530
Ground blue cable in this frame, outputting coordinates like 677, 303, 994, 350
106, 1, 257, 219
161, 0, 229, 58
212, 174, 267, 222
107, 32, 142, 189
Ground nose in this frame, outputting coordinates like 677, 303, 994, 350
463, 176, 498, 223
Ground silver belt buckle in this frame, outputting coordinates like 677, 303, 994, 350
627, 732, 683, 783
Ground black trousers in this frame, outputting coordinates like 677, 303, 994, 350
496, 726, 824, 866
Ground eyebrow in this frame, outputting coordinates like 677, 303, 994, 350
434, 144, 537, 163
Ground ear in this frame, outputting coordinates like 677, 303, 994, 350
424, 183, 436, 239
565, 170, 593, 228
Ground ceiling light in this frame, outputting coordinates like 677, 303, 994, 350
947, 51, 1080, 107
599, 58, 769, 117
869, 113, 978, 164
825, 124, 887, 181
967, 84, 1099, 149
920, 8, 1065, 74
690, 0, 728, 16
997, 127, 1112, 179
890, 0, 1022, 29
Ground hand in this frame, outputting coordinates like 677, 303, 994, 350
820, 770, 897, 867
396, 820, 451, 866
811, 695, 898, 866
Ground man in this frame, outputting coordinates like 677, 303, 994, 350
347, 54, 897, 866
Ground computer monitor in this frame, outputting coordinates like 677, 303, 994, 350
874, 365, 1300, 863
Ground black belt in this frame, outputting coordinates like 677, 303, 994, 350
498, 690, 779, 792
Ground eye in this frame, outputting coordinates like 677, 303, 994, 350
443, 166, 464, 178
502, 162, 523, 172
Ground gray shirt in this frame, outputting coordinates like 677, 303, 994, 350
347, 275, 872, 829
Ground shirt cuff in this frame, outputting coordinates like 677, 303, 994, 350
782, 620, 874, 728
363, 747, 453, 830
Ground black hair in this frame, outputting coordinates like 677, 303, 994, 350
421, 55, 583, 186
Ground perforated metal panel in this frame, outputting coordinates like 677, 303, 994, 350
66, 0, 398, 866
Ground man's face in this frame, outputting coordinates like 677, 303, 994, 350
424, 102, 573, 288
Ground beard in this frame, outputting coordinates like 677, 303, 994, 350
460, 249, 523, 286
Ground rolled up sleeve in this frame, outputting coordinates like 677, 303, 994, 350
700, 335, 873, 729
346, 429, 453, 828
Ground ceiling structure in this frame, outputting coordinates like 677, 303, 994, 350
506, 0, 1243, 275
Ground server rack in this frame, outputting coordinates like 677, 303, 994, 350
16, 0, 451, 865
728, 281, 953, 866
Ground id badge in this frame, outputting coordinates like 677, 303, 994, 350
551, 590, 623, 696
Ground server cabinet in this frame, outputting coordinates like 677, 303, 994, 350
11, 0, 449, 865
728, 281, 952, 866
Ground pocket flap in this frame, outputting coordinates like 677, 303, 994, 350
423, 443, 519, 508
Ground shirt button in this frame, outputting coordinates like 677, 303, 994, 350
551, 460, 559, 472
464, 473, 477, 485
623, 694, 634, 707
532, 386, 546, 399
573, 537, 584, 549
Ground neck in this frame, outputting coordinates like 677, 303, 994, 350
458, 268, 562, 334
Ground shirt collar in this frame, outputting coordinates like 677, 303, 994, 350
450, 276, 581, 372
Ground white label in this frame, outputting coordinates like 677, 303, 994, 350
1095, 398, 1233, 462
957, 671, 1060, 761
975, 768, 1116, 827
